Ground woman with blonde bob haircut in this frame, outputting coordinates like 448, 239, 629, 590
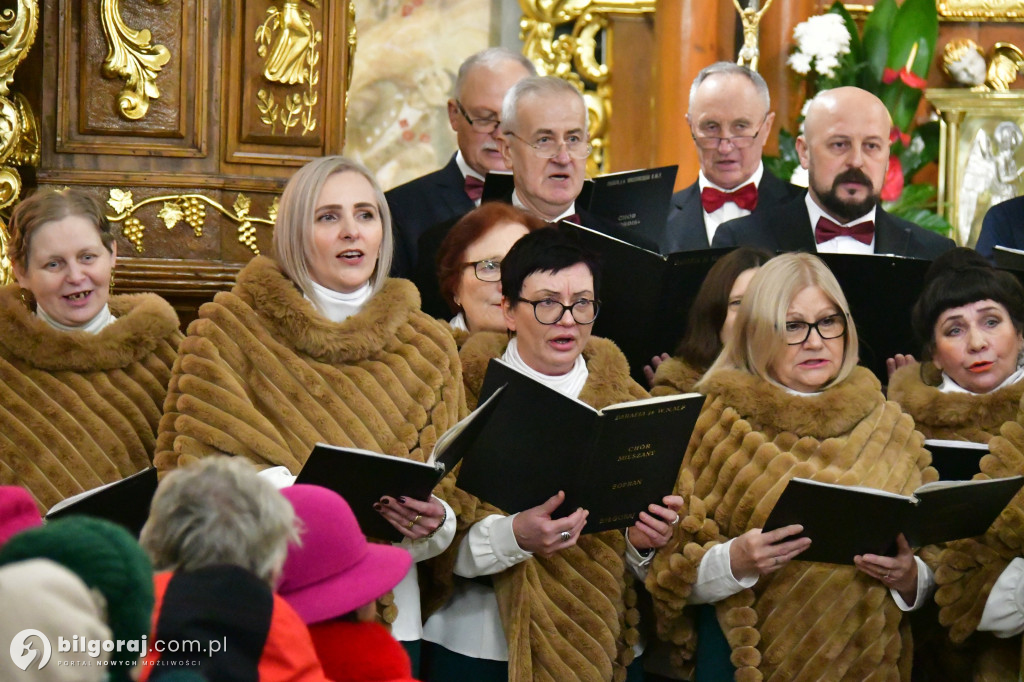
646, 253, 937, 681
156, 155, 464, 670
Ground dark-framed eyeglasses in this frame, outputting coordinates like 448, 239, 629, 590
464, 259, 502, 282
691, 114, 769, 150
455, 100, 501, 134
516, 297, 600, 325
784, 313, 847, 345
505, 132, 593, 159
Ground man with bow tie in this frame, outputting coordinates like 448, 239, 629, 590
386, 48, 534, 277
714, 86, 954, 259
657, 62, 802, 252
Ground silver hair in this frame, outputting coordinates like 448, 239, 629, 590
140, 456, 299, 585
454, 47, 536, 99
501, 76, 589, 134
688, 61, 771, 111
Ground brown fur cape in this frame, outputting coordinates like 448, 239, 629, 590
888, 362, 1024, 442
646, 367, 935, 681
428, 331, 648, 682
651, 356, 704, 397
0, 285, 182, 511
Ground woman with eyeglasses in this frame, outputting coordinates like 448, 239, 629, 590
645, 253, 936, 681
649, 246, 772, 395
155, 156, 465, 673
436, 202, 545, 341
422, 227, 682, 682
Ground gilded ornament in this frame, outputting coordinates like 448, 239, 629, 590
519, 0, 654, 173
941, 39, 1024, 91
100, 0, 172, 120
107, 189, 275, 255
255, 1, 321, 136
732, 0, 775, 72
938, 0, 1024, 21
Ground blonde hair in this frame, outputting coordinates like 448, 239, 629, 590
272, 156, 393, 302
699, 252, 859, 392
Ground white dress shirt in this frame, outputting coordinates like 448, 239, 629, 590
806, 194, 876, 254
455, 151, 485, 207
699, 163, 764, 245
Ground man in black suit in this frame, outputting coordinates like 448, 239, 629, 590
659, 62, 802, 252
976, 195, 1024, 264
714, 87, 954, 260
385, 48, 534, 276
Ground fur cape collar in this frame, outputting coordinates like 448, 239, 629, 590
0, 284, 180, 372
459, 331, 641, 408
232, 256, 421, 365
651, 356, 704, 396
888, 361, 1024, 435
700, 366, 883, 439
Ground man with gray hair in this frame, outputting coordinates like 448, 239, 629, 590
659, 61, 802, 251
387, 48, 535, 276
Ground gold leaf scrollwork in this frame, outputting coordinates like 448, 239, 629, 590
255, 1, 321, 136
519, 0, 654, 173
0, 0, 40, 286
100, 0, 172, 121
107, 190, 275, 256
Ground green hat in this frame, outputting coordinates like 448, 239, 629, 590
0, 517, 154, 679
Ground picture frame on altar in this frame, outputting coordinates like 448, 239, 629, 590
937, 0, 1024, 21
928, 89, 1024, 247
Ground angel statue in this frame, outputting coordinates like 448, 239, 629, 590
733, 0, 775, 72
958, 121, 1024, 246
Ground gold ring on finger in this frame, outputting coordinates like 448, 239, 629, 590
408, 514, 422, 529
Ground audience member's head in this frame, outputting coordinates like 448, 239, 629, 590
797, 87, 892, 224
278, 485, 412, 625
141, 456, 298, 586
437, 202, 545, 331
500, 76, 591, 222
450, 48, 536, 178
0, 486, 42, 547
687, 62, 774, 190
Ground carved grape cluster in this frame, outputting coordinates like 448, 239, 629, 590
123, 217, 145, 252
183, 197, 206, 236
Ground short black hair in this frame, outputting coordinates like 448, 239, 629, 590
912, 247, 1024, 360
500, 227, 602, 302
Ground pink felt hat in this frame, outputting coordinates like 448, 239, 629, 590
0, 486, 42, 547
278, 484, 412, 625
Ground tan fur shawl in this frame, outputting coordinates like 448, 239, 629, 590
430, 331, 648, 682
0, 285, 182, 511
646, 367, 935, 681
888, 362, 1024, 441
651, 356, 704, 397
156, 256, 464, 474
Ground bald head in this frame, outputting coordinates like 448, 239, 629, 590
796, 87, 893, 223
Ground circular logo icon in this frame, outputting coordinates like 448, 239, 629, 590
10, 629, 51, 671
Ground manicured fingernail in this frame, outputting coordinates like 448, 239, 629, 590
373, 503, 383, 511
398, 496, 407, 503
382, 498, 390, 505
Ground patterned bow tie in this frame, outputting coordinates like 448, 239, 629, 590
814, 216, 875, 245
700, 183, 758, 213
464, 175, 485, 202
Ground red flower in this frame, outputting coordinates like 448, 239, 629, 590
889, 126, 910, 147
881, 154, 904, 202
882, 66, 927, 90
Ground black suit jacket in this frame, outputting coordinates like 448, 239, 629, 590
976, 195, 1024, 264
385, 154, 475, 277
712, 194, 956, 260
657, 170, 804, 252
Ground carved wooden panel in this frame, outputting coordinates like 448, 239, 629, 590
57, 0, 208, 156
223, 0, 352, 168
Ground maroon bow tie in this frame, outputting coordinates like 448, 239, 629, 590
700, 183, 758, 213
814, 216, 875, 245
551, 213, 582, 226
464, 176, 485, 202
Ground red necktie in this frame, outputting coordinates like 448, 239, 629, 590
814, 216, 875, 245
700, 183, 758, 213
464, 176, 485, 202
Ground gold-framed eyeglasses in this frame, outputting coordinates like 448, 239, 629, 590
505, 132, 593, 159
455, 100, 501, 134
784, 313, 847, 345
464, 259, 502, 282
691, 115, 769, 150
516, 297, 600, 325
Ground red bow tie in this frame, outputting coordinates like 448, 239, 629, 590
814, 216, 875, 245
464, 176, 485, 202
551, 213, 581, 226
700, 183, 758, 213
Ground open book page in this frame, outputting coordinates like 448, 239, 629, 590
562, 221, 665, 258
784, 477, 912, 501
46, 468, 155, 516
428, 385, 506, 467
600, 392, 703, 413
995, 245, 1024, 256
924, 439, 989, 451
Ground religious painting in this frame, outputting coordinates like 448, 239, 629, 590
928, 90, 1024, 247
344, 0, 495, 190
